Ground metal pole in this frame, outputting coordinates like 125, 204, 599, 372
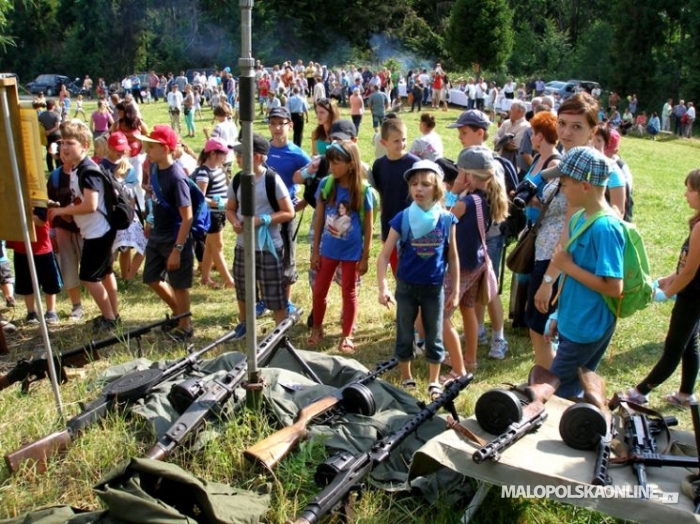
239, 0, 261, 410
0, 85, 65, 420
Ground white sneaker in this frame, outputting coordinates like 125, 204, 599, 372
488, 338, 508, 360
624, 387, 649, 405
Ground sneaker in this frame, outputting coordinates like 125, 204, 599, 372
93, 316, 117, 333
25, 311, 39, 325
663, 392, 697, 409
624, 387, 649, 405
255, 300, 268, 318
477, 331, 488, 346
1, 319, 17, 333
233, 322, 247, 339
69, 304, 83, 322
168, 326, 194, 342
45, 311, 59, 325
488, 338, 508, 360
286, 301, 297, 316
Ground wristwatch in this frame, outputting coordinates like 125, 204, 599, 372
174, 243, 185, 252
543, 274, 554, 284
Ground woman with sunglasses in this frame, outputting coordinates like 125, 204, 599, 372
311, 98, 340, 157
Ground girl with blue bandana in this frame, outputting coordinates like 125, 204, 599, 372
377, 160, 459, 399
309, 140, 374, 354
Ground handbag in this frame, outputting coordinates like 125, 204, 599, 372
473, 194, 494, 306
506, 186, 558, 274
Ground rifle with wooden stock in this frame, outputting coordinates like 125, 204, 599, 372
5, 322, 239, 473
285, 373, 473, 524
0, 312, 191, 394
244, 357, 398, 469
145, 309, 303, 461
471, 365, 559, 464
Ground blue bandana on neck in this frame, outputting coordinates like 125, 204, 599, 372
407, 201, 441, 240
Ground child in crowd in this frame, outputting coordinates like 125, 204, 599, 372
377, 160, 458, 398
226, 134, 295, 338
73, 94, 86, 121
308, 140, 374, 354
542, 147, 625, 398
0, 241, 15, 308
92, 135, 108, 164
7, 208, 63, 325
102, 132, 147, 281
47, 120, 119, 333
626, 169, 700, 408
139, 125, 195, 341
441, 147, 509, 381
194, 137, 234, 290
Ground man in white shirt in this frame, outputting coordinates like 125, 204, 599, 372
167, 84, 183, 135
685, 101, 696, 138
493, 100, 530, 170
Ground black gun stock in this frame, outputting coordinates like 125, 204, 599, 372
4, 323, 237, 474
0, 312, 192, 394
145, 310, 302, 461
285, 373, 473, 524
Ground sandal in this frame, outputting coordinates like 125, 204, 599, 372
428, 382, 443, 401
338, 337, 356, 354
439, 370, 461, 386
201, 279, 221, 290
306, 327, 324, 347
401, 378, 417, 390
663, 392, 697, 409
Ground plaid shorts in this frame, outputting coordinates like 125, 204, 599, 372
233, 245, 286, 311
443, 263, 497, 318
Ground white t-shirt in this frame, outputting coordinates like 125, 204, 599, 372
167, 90, 183, 110
70, 168, 110, 240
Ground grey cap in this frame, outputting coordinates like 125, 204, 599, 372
232, 133, 270, 155
447, 109, 491, 129
403, 159, 445, 182
457, 146, 495, 171
329, 119, 357, 140
268, 106, 291, 120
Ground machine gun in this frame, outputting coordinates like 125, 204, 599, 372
471, 365, 559, 464
285, 373, 473, 524
145, 310, 307, 461
5, 322, 239, 473
0, 312, 191, 394
244, 358, 398, 469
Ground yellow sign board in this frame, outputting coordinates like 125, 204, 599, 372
0, 76, 43, 241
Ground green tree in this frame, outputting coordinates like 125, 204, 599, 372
445, 0, 514, 73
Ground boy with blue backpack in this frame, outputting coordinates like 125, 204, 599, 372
541, 147, 625, 398
139, 125, 195, 341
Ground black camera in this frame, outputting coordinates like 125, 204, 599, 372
513, 179, 539, 209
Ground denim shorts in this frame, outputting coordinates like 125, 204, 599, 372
395, 280, 445, 364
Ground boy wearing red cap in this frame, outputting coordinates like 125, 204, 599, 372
139, 125, 194, 341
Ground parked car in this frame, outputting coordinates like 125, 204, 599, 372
544, 80, 566, 96
559, 80, 602, 100
25, 74, 80, 97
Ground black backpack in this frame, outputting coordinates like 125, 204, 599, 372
78, 163, 134, 230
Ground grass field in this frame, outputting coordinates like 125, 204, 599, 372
1, 97, 699, 523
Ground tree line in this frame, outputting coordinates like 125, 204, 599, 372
0, 0, 698, 113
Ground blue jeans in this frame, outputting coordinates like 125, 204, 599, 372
395, 280, 445, 364
551, 320, 616, 399
486, 233, 504, 284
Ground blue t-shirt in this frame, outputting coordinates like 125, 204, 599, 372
606, 162, 625, 189
391, 209, 456, 285
266, 142, 311, 203
371, 153, 420, 240
455, 190, 490, 271
315, 178, 373, 261
150, 162, 192, 244
558, 213, 625, 343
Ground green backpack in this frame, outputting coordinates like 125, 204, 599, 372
566, 209, 653, 318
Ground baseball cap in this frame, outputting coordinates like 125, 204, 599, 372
541, 146, 611, 186
329, 119, 357, 140
138, 125, 178, 151
447, 110, 491, 130
268, 106, 291, 121
403, 159, 444, 182
457, 147, 495, 171
107, 132, 129, 153
604, 129, 621, 157
204, 137, 231, 154
128, 138, 142, 158
232, 133, 270, 155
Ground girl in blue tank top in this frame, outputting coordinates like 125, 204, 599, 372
627, 168, 700, 408
377, 160, 459, 399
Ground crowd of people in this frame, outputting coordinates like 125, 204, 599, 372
3, 58, 697, 407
